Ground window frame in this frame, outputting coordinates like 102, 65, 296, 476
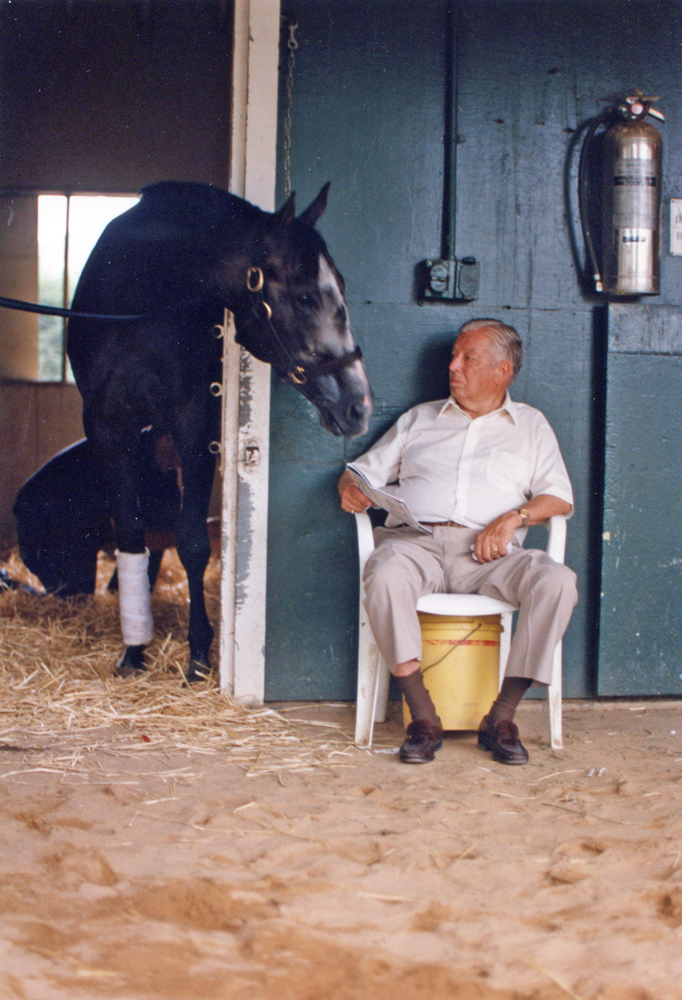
0, 188, 139, 384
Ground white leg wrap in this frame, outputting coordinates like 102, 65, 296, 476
116, 550, 154, 646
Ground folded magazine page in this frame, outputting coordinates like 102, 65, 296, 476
347, 465, 431, 534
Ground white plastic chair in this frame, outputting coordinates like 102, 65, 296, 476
354, 511, 566, 750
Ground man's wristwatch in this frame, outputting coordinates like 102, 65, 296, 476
515, 507, 530, 527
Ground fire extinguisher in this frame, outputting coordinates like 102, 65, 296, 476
579, 92, 664, 296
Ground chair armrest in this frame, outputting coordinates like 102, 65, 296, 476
354, 510, 376, 572
545, 514, 567, 564
357, 509, 566, 565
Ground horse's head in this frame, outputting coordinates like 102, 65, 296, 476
232, 185, 373, 439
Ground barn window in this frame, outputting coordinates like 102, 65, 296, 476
38, 194, 139, 381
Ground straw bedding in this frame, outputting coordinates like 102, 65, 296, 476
0, 548, 352, 779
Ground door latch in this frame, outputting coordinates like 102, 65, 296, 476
243, 441, 260, 467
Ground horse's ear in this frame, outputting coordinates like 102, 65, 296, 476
274, 191, 297, 225
298, 182, 330, 227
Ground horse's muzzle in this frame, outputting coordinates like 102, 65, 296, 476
318, 385, 373, 439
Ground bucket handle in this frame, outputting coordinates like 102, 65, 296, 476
421, 622, 482, 675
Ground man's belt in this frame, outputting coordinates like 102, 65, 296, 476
420, 520, 468, 529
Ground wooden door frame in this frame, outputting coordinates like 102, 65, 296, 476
220, 0, 281, 703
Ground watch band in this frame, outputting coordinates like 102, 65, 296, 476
516, 507, 530, 527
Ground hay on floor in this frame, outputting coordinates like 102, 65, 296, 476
0, 548, 353, 779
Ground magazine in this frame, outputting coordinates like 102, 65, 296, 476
347, 465, 431, 534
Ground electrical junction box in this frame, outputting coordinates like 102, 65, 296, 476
418, 257, 480, 302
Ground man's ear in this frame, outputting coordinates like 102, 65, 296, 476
497, 359, 514, 383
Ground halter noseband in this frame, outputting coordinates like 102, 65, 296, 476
245, 266, 363, 386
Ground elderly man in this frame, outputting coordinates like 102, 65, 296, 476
338, 319, 577, 765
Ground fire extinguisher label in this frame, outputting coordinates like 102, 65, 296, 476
614, 175, 657, 186
612, 158, 659, 228
620, 231, 649, 244
671, 199, 682, 256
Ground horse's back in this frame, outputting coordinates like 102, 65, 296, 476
71, 182, 261, 311
137, 181, 249, 220
93, 182, 261, 261
67, 182, 252, 400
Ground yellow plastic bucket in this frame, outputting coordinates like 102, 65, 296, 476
403, 613, 502, 731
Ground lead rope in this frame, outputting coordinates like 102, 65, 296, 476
282, 19, 298, 200
0, 295, 148, 321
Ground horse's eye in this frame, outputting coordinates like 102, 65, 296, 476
297, 292, 313, 308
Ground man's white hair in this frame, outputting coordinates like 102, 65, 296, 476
457, 318, 523, 380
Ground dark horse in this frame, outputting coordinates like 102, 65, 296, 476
67, 181, 372, 679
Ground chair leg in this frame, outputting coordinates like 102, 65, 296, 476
374, 655, 390, 724
355, 583, 390, 747
355, 644, 385, 748
498, 612, 513, 690
547, 641, 563, 750
354, 577, 391, 745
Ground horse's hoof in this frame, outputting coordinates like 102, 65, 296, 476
186, 658, 214, 683
0, 568, 19, 591
115, 644, 147, 678
0, 568, 39, 594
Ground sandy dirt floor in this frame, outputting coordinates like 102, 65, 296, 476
1, 553, 681, 1000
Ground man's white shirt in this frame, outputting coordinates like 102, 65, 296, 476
349, 393, 573, 541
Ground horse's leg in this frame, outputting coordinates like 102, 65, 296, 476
147, 550, 164, 590
92, 432, 152, 676
106, 550, 163, 593
175, 441, 217, 681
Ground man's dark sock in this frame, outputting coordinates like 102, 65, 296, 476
487, 676, 533, 724
396, 669, 440, 726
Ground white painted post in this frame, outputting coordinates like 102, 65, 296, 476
220, 0, 281, 703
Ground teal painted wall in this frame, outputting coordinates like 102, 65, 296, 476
265, 0, 682, 700
599, 307, 682, 695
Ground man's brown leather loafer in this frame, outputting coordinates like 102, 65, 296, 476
478, 717, 529, 765
399, 719, 443, 764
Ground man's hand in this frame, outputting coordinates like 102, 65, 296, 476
474, 494, 573, 562
474, 511, 519, 563
338, 469, 373, 513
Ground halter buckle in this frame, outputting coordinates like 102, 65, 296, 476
289, 366, 307, 385
246, 266, 264, 292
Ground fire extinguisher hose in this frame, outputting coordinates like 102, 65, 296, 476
578, 109, 611, 293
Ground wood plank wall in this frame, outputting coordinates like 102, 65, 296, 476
0, 381, 83, 551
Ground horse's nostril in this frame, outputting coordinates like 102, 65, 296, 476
348, 399, 370, 424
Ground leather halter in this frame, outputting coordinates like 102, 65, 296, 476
245, 266, 363, 386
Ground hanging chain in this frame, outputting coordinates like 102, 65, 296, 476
283, 19, 298, 200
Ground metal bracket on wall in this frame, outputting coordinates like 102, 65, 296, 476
417, 256, 480, 303
416, 5, 480, 306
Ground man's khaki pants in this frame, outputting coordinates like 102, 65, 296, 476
363, 525, 578, 685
